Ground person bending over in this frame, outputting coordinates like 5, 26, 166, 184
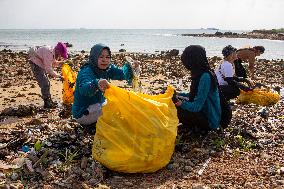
234, 46, 265, 79
215, 45, 252, 101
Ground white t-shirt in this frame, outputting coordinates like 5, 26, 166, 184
215, 60, 235, 85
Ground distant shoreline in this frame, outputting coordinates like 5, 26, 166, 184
1, 48, 283, 61
181, 29, 284, 41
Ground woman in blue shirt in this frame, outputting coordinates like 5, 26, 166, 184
174, 45, 221, 134
72, 43, 139, 134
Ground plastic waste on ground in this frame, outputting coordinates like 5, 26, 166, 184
236, 88, 280, 106
92, 85, 179, 173
34, 140, 42, 151
21, 145, 30, 153
258, 107, 269, 119
62, 63, 77, 104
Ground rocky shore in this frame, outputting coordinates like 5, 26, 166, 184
0, 50, 284, 188
182, 30, 284, 41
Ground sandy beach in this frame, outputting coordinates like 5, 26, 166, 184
0, 49, 284, 188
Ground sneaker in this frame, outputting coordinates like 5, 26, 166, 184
44, 99, 57, 109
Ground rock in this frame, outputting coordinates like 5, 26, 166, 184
244, 182, 253, 188
43, 185, 53, 189
210, 184, 226, 188
274, 187, 284, 189
184, 166, 193, 172
82, 172, 91, 180
192, 184, 211, 189
64, 42, 73, 48
215, 31, 223, 36
280, 167, 284, 174
184, 159, 195, 166
260, 152, 270, 159
27, 118, 43, 125
16, 69, 24, 75
166, 163, 174, 170
119, 49, 126, 52
28, 154, 39, 163
89, 178, 99, 186
124, 181, 133, 187
96, 184, 110, 189
81, 156, 88, 169
258, 107, 269, 119
0, 172, 6, 179
276, 180, 284, 185
10, 183, 24, 189
2, 82, 11, 88
169, 49, 179, 57
0, 105, 37, 117
10, 172, 18, 180
224, 31, 233, 35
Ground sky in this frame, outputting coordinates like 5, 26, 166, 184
0, 0, 283, 30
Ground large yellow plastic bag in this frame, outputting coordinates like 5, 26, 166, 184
236, 89, 280, 106
92, 85, 179, 173
62, 64, 77, 104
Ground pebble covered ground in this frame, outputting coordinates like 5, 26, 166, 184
0, 50, 283, 188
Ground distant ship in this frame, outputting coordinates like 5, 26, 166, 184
206, 27, 219, 30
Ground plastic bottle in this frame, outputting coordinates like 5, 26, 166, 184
125, 56, 141, 92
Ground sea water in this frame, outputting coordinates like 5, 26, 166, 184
0, 29, 283, 59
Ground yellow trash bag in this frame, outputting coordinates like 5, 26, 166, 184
236, 89, 280, 106
62, 63, 77, 104
92, 85, 179, 173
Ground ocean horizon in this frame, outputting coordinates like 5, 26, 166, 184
1, 29, 284, 59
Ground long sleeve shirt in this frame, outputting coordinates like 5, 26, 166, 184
180, 73, 221, 129
72, 63, 133, 119
29, 46, 59, 77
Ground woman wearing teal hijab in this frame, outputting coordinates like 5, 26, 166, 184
72, 43, 139, 134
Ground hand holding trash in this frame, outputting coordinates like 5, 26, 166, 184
244, 78, 253, 88
98, 79, 109, 92
126, 56, 141, 75
126, 56, 141, 92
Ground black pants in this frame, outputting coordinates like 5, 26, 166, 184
176, 107, 210, 135
219, 84, 240, 101
234, 58, 247, 78
81, 122, 97, 135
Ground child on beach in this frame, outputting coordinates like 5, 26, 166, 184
72, 43, 140, 134
215, 45, 252, 101
234, 46, 265, 79
28, 42, 68, 108
174, 45, 221, 135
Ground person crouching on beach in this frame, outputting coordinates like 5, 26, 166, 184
28, 42, 68, 109
174, 45, 221, 135
215, 45, 252, 101
72, 43, 140, 135
234, 46, 265, 79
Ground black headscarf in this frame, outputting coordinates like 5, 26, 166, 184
222, 45, 237, 58
181, 45, 218, 101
